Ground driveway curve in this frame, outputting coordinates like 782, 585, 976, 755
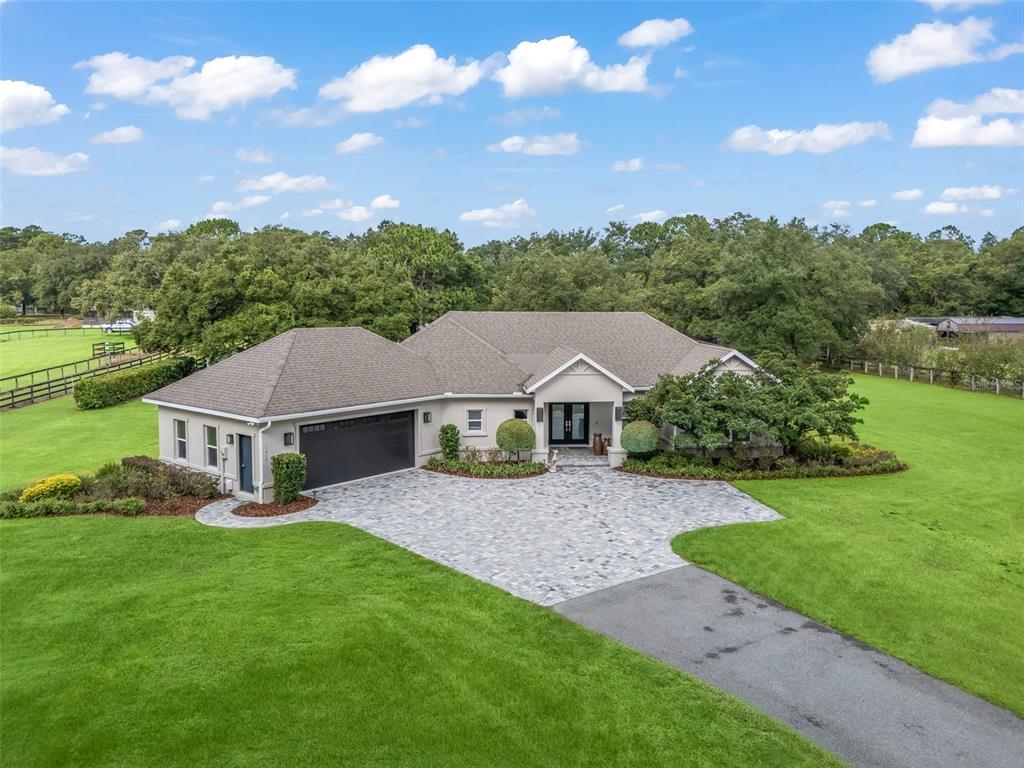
197, 466, 779, 604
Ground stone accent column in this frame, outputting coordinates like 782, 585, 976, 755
530, 397, 548, 464
607, 394, 626, 467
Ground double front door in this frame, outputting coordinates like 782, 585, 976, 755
549, 402, 588, 444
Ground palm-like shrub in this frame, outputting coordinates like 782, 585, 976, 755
620, 420, 660, 457
495, 418, 535, 459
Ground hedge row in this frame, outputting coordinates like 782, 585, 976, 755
0, 497, 145, 519
619, 454, 907, 481
424, 457, 548, 479
74, 357, 195, 410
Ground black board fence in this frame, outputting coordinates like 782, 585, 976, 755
0, 350, 175, 411
820, 354, 1024, 399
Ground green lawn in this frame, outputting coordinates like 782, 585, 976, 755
0, 329, 137, 380
0, 517, 842, 768
0, 396, 156, 491
675, 375, 1024, 715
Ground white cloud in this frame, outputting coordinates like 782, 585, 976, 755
0, 80, 70, 132
673, 67, 689, 79
912, 87, 1024, 147
459, 197, 536, 228
156, 218, 181, 232
235, 147, 273, 163
605, 203, 625, 213
301, 209, 323, 217
494, 36, 649, 98
633, 210, 668, 223
611, 156, 644, 172
980, 208, 995, 216
91, 125, 144, 144
492, 106, 560, 125
0, 145, 89, 176
618, 18, 694, 49
940, 184, 1013, 199
859, 199, 878, 208
338, 205, 374, 222
279, 212, 290, 221
394, 116, 425, 129
486, 132, 581, 156
76, 52, 296, 120
866, 18, 1021, 83
318, 198, 350, 211
210, 195, 270, 214
921, 0, 1000, 10
923, 201, 968, 214
198, 174, 216, 184
320, 44, 484, 112
892, 188, 924, 200
237, 171, 328, 194
821, 200, 852, 219
370, 194, 400, 210
727, 121, 891, 155
336, 132, 384, 154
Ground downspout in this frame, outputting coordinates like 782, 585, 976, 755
255, 420, 272, 503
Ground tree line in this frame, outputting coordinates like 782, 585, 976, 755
1, 215, 1021, 361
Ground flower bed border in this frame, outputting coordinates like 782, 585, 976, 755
422, 461, 549, 480
233, 496, 319, 517
616, 458, 907, 482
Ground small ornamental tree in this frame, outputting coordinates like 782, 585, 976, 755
495, 418, 535, 460
439, 423, 460, 461
620, 420, 660, 457
271, 452, 307, 504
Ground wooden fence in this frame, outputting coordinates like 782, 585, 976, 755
0, 326, 131, 341
0, 350, 174, 411
820, 355, 1024, 399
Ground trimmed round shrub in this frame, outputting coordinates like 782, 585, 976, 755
620, 420, 660, 456
271, 452, 307, 504
438, 423, 460, 461
495, 418, 535, 457
19, 473, 82, 503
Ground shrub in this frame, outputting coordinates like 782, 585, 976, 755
74, 356, 195, 410
495, 418, 535, 458
484, 446, 506, 464
620, 420, 660, 456
0, 305, 16, 320
18, 474, 82, 503
462, 445, 482, 463
271, 452, 307, 504
117, 456, 218, 499
620, 448, 906, 480
0, 496, 145, 519
439, 423, 460, 461
425, 457, 548, 478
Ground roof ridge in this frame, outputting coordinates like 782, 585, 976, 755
444, 314, 532, 376
260, 329, 300, 418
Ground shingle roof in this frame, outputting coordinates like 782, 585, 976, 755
147, 327, 442, 418
409, 311, 733, 390
149, 313, 745, 419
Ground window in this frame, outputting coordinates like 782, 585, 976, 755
204, 425, 218, 467
174, 419, 187, 460
514, 409, 529, 421
466, 409, 484, 434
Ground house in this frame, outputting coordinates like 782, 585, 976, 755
143, 311, 757, 501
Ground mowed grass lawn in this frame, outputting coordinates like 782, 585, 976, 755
0, 397, 156, 491
675, 375, 1024, 714
0, 329, 137, 380
0, 518, 842, 768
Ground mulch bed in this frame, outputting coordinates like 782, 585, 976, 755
233, 496, 319, 517
142, 494, 229, 516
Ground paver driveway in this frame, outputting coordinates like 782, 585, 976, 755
197, 467, 780, 604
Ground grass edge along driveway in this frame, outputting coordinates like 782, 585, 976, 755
674, 375, 1024, 716
0, 517, 844, 768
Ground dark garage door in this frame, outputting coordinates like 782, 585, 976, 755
299, 410, 415, 489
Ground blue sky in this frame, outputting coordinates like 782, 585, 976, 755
1, 1, 1022, 244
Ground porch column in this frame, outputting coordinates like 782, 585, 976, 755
530, 397, 548, 464
607, 394, 626, 468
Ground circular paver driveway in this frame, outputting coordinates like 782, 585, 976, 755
197, 467, 781, 605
